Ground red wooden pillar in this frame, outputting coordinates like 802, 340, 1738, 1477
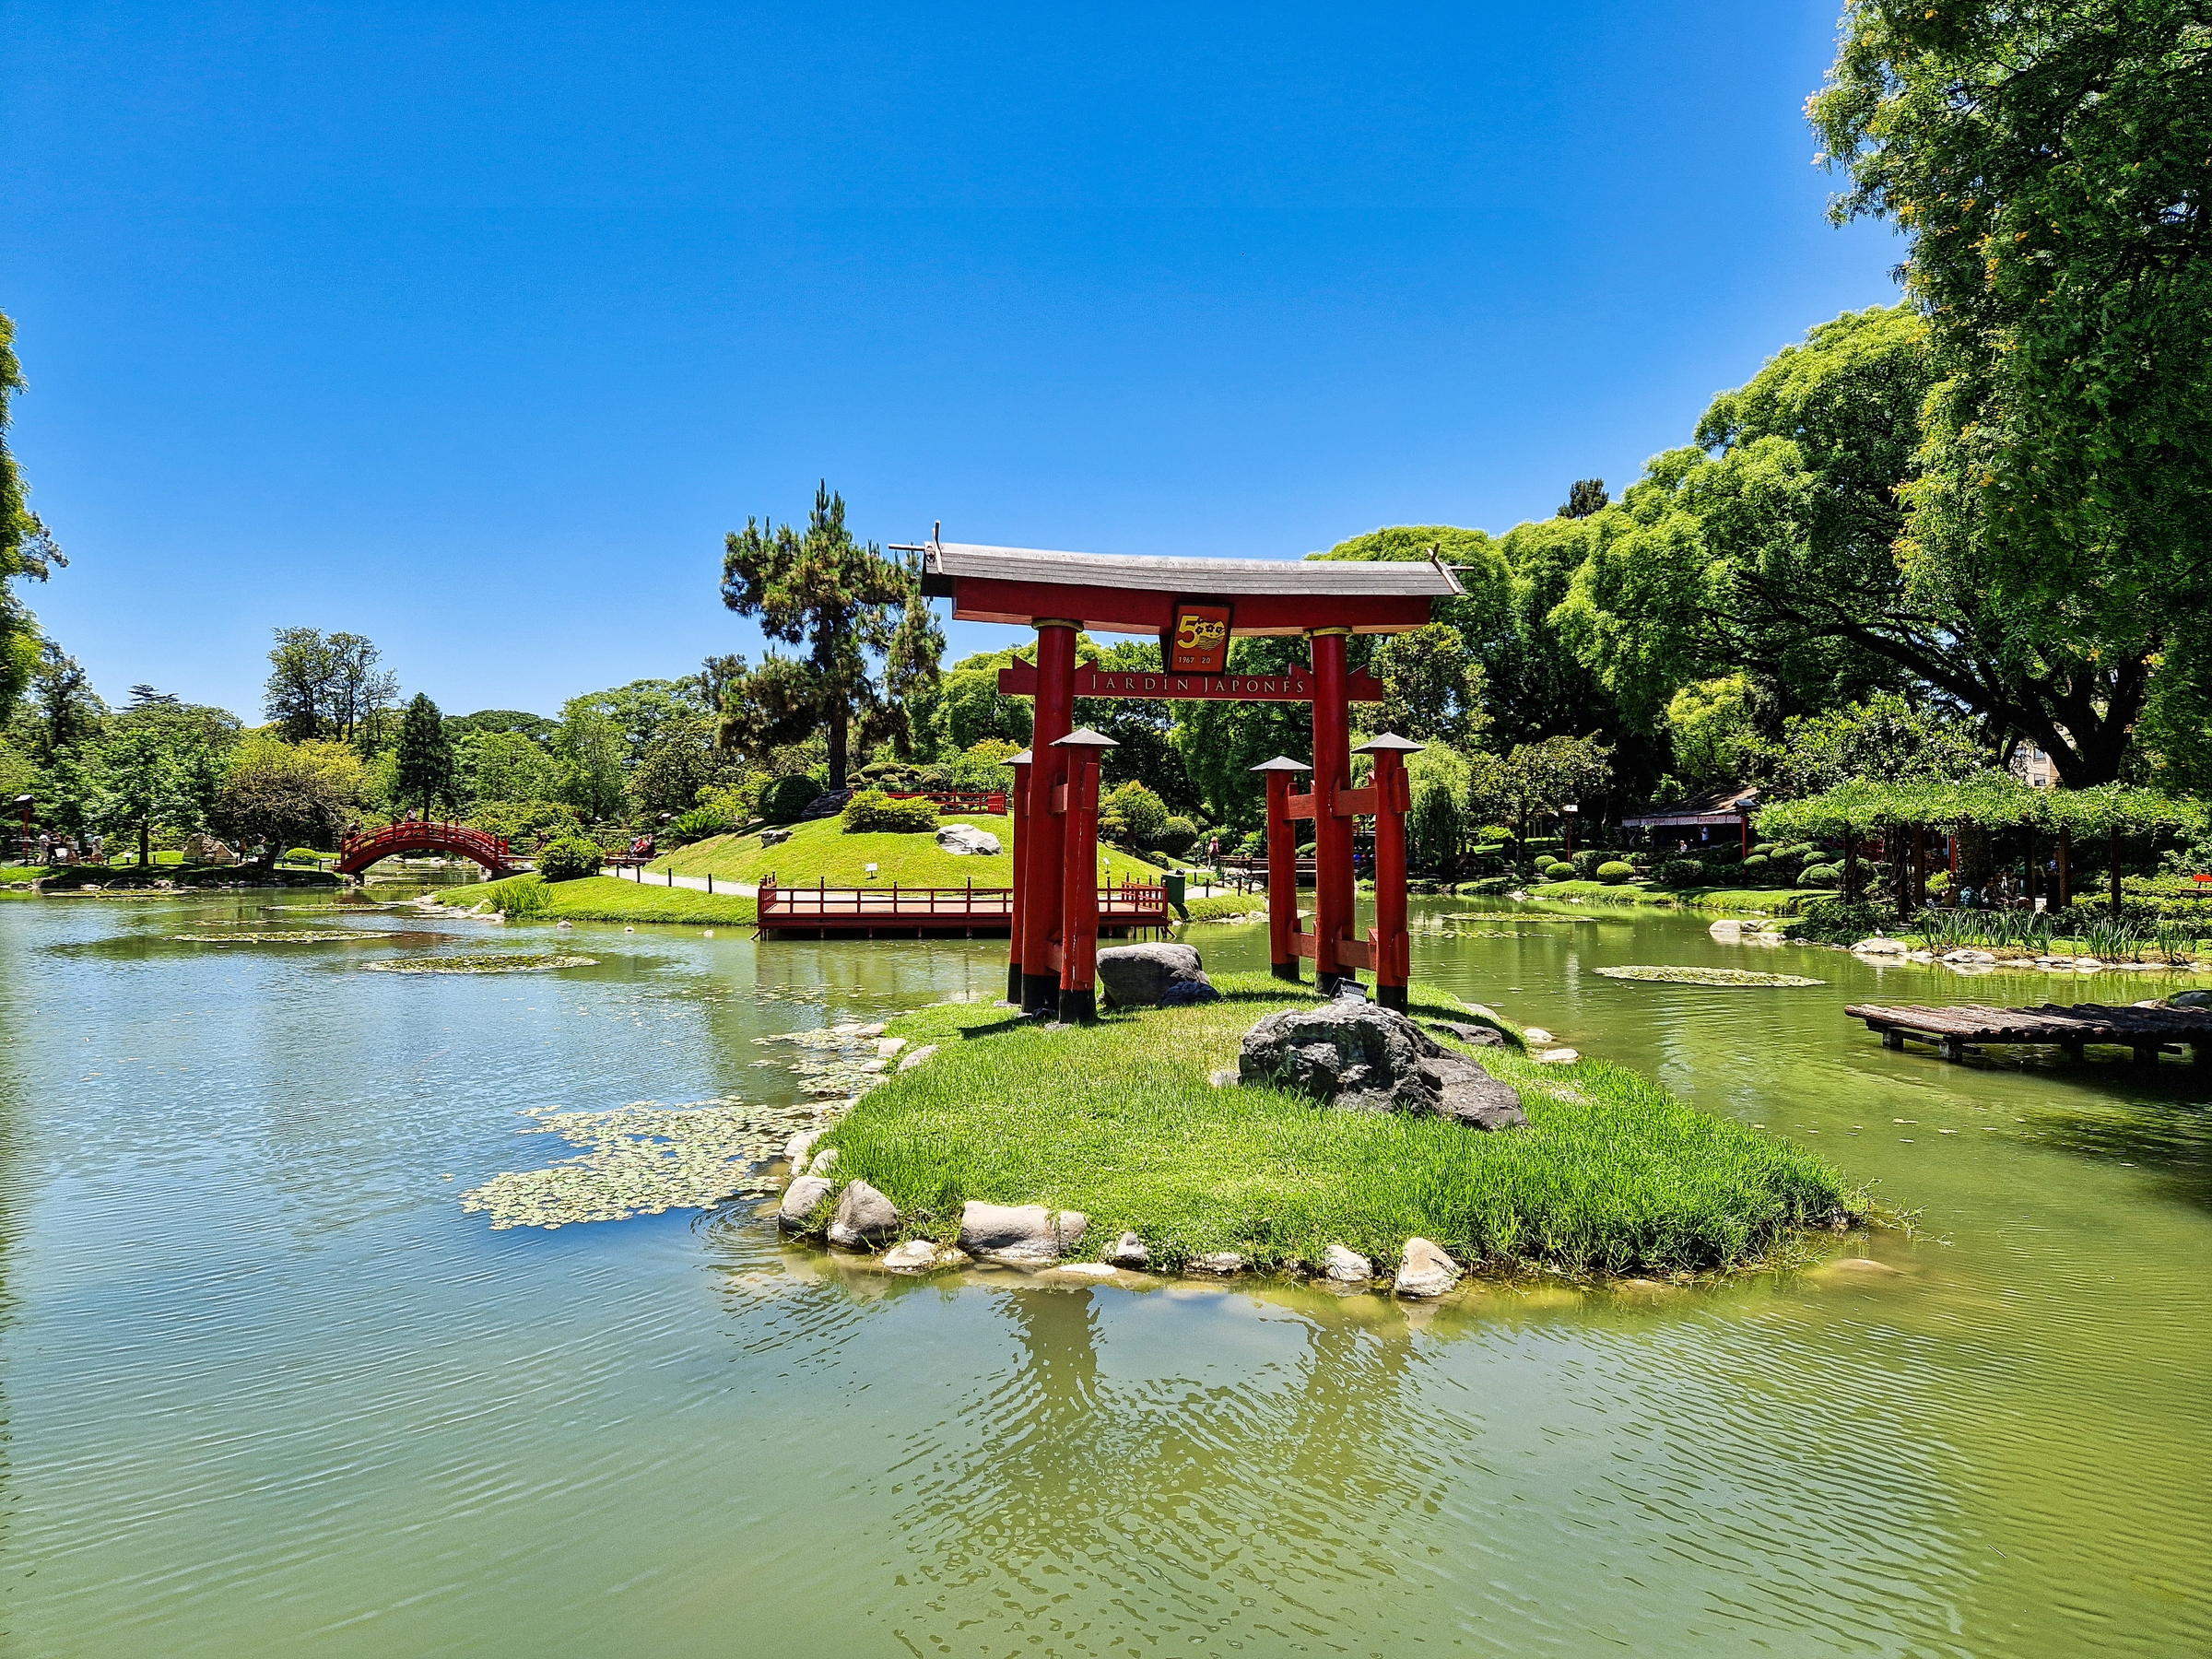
1356, 735, 1421, 1012
1004, 748, 1031, 1004
1053, 728, 1115, 1023
1308, 629, 1357, 994
1252, 756, 1310, 982
1020, 621, 1079, 1012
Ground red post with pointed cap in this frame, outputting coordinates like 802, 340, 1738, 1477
1252, 757, 1310, 981
1020, 622, 1078, 1012
1307, 629, 1356, 994
1356, 734, 1422, 1012
1004, 748, 1031, 1004
1053, 727, 1117, 1024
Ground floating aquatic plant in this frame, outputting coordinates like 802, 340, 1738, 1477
364, 952, 597, 973
1594, 965, 1825, 987
173, 929, 385, 944
462, 1097, 830, 1229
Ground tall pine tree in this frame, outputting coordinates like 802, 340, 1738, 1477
394, 693, 456, 817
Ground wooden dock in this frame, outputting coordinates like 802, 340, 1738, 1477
755, 877, 1173, 938
1844, 1001, 2211, 1065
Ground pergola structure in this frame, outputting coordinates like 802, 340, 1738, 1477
917, 538, 1460, 1019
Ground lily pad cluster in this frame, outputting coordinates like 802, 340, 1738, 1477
753, 1020, 899, 1099
364, 952, 597, 974
462, 1097, 827, 1230
174, 929, 385, 944
1594, 965, 1826, 987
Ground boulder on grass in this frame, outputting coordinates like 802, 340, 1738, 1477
1105, 1231, 1150, 1269
958, 1201, 1088, 1264
1096, 943, 1211, 1008
826, 1180, 901, 1249
1322, 1244, 1373, 1282
936, 823, 1002, 856
1238, 1001, 1526, 1130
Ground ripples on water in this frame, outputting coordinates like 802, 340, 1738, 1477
0, 892, 2205, 1655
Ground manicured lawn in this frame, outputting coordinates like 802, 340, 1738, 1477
438, 874, 756, 926
814, 973, 1857, 1276
1530, 879, 1826, 915
650, 813, 1162, 890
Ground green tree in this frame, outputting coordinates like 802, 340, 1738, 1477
1664, 675, 1758, 785
1810, 6, 2212, 782
1404, 741, 1472, 871
1167, 638, 1312, 827
552, 696, 628, 821
719, 483, 918, 791
264, 627, 341, 741
0, 309, 65, 725
18, 641, 103, 762
91, 719, 197, 865
394, 693, 456, 815
1370, 622, 1490, 748
627, 720, 736, 818
1558, 478, 1609, 519
454, 728, 559, 806
1743, 691, 1990, 800
1556, 306, 2159, 784
327, 632, 400, 748
214, 736, 371, 856
1465, 735, 1615, 849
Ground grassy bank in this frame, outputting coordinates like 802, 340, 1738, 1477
651, 814, 1162, 889
1530, 879, 1824, 916
438, 873, 757, 926
812, 973, 1855, 1277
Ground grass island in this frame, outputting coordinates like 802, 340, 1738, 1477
794, 973, 1859, 1280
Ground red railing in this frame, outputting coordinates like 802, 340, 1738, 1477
885, 790, 1008, 816
757, 875, 1167, 932
336, 819, 520, 877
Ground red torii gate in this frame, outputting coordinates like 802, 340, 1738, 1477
916, 539, 1459, 1021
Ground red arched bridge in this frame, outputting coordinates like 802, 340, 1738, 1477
336, 820, 524, 877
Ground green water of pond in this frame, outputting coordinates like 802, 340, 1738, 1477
0, 892, 2205, 1655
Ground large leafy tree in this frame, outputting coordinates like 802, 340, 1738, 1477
0, 310, 65, 725
264, 628, 397, 744
1556, 305, 2158, 784
91, 719, 197, 865
1466, 735, 1616, 846
719, 483, 920, 791
1808, 4, 2212, 782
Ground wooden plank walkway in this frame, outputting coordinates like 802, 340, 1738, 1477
1844, 1001, 2212, 1065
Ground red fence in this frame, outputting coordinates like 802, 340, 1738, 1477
884, 790, 1007, 816
757, 875, 1167, 935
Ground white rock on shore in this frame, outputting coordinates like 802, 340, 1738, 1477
1394, 1238, 1461, 1298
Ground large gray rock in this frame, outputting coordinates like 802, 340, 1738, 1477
2169, 989, 2212, 1009
779, 1174, 834, 1230
1105, 1231, 1150, 1269
759, 827, 792, 847
1238, 1001, 1526, 1130
958, 1201, 1088, 1264
1431, 1020, 1505, 1049
827, 1180, 900, 1249
1394, 1237, 1461, 1298
1096, 943, 1209, 1008
936, 822, 1002, 856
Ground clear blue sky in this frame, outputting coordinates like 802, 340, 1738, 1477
3, 2, 1899, 721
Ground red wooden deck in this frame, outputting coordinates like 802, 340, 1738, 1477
756, 876, 1171, 936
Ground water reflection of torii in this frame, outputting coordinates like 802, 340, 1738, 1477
910, 1286, 1449, 1573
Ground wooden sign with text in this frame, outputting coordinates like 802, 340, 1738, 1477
1168, 604, 1232, 674
996, 662, 1384, 703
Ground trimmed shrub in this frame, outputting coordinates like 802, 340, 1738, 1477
1802, 861, 1843, 888
537, 836, 604, 882
1779, 842, 1819, 863
1153, 816, 1200, 858
1655, 858, 1703, 887
1540, 860, 1574, 879
842, 790, 939, 833
1464, 875, 1516, 895
1741, 853, 1771, 875
1595, 860, 1637, 884
760, 774, 824, 824
1568, 848, 1606, 878
1750, 841, 1777, 858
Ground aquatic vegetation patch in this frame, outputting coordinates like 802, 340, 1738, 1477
364, 952, 598, 973
1595, 965, 1825, 987
173, 929, 385, 944
463, 1097, 828, 1229
1443, 912, 1602, 924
